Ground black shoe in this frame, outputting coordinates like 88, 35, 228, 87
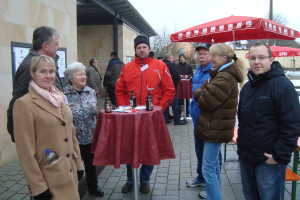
122, 183, 133, 193
174, 120, 188, 125
139, 182, 150, 193
89, 187, 104, 197
169, 115, 174, 120
166, 120, 172, 124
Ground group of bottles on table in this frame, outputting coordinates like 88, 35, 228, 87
104, 90, 153, 113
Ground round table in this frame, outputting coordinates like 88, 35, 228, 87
91, 105, 175, 199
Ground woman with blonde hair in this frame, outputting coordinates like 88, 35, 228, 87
13, 55, 84, 200
194, 43, 244, 199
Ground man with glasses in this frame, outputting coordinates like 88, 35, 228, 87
237, 43, 300, 200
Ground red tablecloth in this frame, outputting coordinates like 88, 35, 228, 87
91, 105, 175, 168
177, 79, 192, 99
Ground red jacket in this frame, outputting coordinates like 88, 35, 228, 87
115, 55, 175, 111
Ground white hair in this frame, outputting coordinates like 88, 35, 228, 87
65, 62, 86, 84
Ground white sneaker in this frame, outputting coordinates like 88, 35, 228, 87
186, 177, 205, 187
199, 191, 207, 199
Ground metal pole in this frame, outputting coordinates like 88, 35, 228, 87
132, 168, 139, 200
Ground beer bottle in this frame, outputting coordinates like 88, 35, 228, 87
104, 93, 112, 113
130, 90, 137, 107
146, 90, 153, 111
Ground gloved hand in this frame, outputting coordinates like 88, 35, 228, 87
77, 170, 84, 182
33, 188, 52, 200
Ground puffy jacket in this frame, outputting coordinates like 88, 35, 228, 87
189, 62, 212, 123
237, 61, 300, 166
115, 53, 175, 111
63, 84, 97, 145
194, 62, 243, 143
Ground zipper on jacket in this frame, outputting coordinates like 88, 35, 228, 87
162, 99, 170, 107
140, 60, 144, 103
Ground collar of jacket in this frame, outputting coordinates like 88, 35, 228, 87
248, 61, 284, 86
90, 65, 99, 73
198, 62, 213, 72
63, 84, 90, 95
134, 51, 154, 66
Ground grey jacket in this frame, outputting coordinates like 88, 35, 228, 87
86, 65, 102, 93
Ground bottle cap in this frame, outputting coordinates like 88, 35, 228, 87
45, 148, 51, 154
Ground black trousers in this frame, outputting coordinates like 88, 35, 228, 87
107, 85, 117, 105
79, 143, 98, 191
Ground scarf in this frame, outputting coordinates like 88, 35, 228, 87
30, 81, 63, 113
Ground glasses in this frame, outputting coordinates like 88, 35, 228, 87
249, 56, 271, 62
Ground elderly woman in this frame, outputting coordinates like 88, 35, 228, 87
64, 62, 104, 197
194, 43, 244, 199
13, 55, 84, 200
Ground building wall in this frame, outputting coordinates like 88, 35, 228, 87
0, 0, 77, 167
122, 24, 139, 63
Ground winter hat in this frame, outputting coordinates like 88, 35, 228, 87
134, 35, 150, 49
110, 51, 118, 56
178, 54, 186, 61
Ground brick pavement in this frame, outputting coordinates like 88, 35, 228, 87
1, 115, 300, 200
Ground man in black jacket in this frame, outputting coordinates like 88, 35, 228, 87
103, 52, 125, 105
176, 54, 193, 117
237, 43, 300, 200
7, 26, 62, 142
163, 54, 187, 125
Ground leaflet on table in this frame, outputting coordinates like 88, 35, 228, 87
112, 106, 146, 112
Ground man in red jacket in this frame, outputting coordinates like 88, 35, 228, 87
115, 35, 175, 193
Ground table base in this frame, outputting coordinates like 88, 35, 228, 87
133, 168, 139, 200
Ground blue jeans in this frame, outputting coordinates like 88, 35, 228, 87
202, 141, 222, 200
192, 121, 205, 182
164, 94, 181, 124
126, 164, 154, 184
240, 159, 286, 200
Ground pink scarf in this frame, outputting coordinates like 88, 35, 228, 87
30, 81, 63, 113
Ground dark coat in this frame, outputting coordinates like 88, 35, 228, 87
103, 57, 124, 88
7, 49, 63, 142
176, 62, 193, 78
194, 62, 243, 143
163, 59, 180, 89
237, 61, 300, 166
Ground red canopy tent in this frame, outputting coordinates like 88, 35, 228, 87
245, 46, 300, 70
170, 15, 300, 44
246, 46, 300, 58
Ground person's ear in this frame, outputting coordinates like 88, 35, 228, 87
42, 42, 49, 51
270, 56, 275, 62
30, 70, 34, 78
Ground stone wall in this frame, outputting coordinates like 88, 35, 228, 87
0, 0, 77, 167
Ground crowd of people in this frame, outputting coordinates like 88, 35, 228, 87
7, 25, 300, 200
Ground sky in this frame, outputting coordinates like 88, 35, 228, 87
128, 0, 300, 42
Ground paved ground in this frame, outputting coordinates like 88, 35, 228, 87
1, 97, 299, 199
